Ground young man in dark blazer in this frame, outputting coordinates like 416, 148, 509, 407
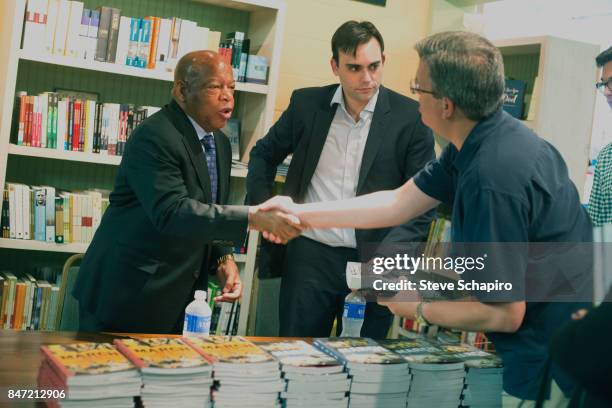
74, 51, 300, 334
246, 21, 435, 338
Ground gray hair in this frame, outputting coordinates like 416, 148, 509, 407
415, 31, 505, 121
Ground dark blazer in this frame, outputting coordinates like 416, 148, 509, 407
247, 84, 435, 278
73, 100, 248, 333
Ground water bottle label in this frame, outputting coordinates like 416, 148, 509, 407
343, 302, 365, 319
184, 313, 211, 334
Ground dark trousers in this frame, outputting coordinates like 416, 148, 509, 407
79, 304, 184, 334
279, 236, 393, 338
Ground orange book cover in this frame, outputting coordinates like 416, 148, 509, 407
146, 16, 160, 69
114, 337, 211, 371
11, 282, 26, 329
40, 342, 136, 383
184, 336, 276, 365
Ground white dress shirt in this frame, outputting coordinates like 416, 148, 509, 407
302, 85, 379, 248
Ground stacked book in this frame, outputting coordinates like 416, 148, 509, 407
37, 342, 141, 407
259, 339, 350, 408
379, 338, 465, 408
184, 336, 283, 407
436, 343, 503, 407
314, 338, 410, 408
114, 338, 213, 408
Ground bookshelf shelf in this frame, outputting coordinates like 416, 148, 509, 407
0, 238, 88, 253
8, 144, 122, 165
0, 237, 250, 263
9, 144, 252, 179
18, 50, 269, 95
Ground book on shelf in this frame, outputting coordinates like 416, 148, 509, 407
502, 78, 526, 119
0, 270, 62, 331
11, 90, 158, 157
2, 182, 109, 246
221, 118, 241, 161
19, 1, 259, 82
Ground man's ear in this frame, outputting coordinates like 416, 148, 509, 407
441, 97, 455, 120
330, 57, 339, 76
173, 80, 188, 103
381, 53, 386, 66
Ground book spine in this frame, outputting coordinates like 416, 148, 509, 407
105, 8, 121, 63
94, 7, 112, 62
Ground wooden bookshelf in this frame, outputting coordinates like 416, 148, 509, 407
0, 0, 287, 336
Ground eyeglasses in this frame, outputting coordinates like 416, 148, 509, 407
410, 79, 439, 98
595, 78, 612, 94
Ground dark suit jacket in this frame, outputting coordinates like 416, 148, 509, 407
73, 100, 248, 333
247, 84, 435, 278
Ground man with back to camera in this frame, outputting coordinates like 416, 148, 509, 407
246, 21, 435, 338
588, 45, 612, 227
263, 31, 594, 406
73, 51, 301, 334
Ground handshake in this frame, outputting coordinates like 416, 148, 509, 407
247, 196, 305, 244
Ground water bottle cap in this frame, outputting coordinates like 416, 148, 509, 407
194, 290, 207, 301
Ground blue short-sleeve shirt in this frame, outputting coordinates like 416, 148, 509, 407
413, 109, 593, 400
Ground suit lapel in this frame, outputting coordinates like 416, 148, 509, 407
163, 101, 212, 201
357, 86, 390, 193
298, 88, 338, 197
214, 132, 229, 203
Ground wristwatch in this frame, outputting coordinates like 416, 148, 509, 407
216, 253, 235, 267
415, 301, 431, 326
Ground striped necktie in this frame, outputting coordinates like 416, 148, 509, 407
201, 134, 218, 203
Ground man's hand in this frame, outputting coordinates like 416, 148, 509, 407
248, 203, 303, 244
215, 259, 242, 302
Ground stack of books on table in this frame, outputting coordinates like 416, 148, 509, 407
436, 343, 503, 407
259, 339, 350, 408
314, 338, 410, 408
184, 336, 283, 407
380, 338, 465, 408
37, 342, 141, 408
114, 338, 213, 408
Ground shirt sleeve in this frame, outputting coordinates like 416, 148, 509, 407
413, 144, 456, 206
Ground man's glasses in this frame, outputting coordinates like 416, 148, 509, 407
410, 79, 439, 98
595, 78, 612, 94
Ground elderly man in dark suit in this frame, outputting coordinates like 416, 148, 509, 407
247, 21, 435, 338
74, 51, 300, 334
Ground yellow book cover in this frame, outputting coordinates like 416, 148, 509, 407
41, 342, 136, 381
184, 336, 275, 365
114, 337, 211, 371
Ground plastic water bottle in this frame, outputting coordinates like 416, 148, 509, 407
341, 290, 366, 337
183, 290, 212, 337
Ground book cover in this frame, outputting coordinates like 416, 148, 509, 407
258, 340, 342, 370
314, 338, 406, 366
502, 78, 526, 119
184, 336, 276, 365
114, 337, 211, 372
41, 342, 136, 382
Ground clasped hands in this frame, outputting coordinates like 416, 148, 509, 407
248, 196, 304, 244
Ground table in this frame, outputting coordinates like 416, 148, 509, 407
0, 331, 290, 407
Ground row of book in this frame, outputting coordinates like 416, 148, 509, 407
1, 183, 110, 244
0, 271, 60, 331
12, 91, 159, 155
206, 282, 240, 337
38, 335, 503, 407
22, 1, 269, 83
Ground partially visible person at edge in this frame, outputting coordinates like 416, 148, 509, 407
587, 45, 612, 227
